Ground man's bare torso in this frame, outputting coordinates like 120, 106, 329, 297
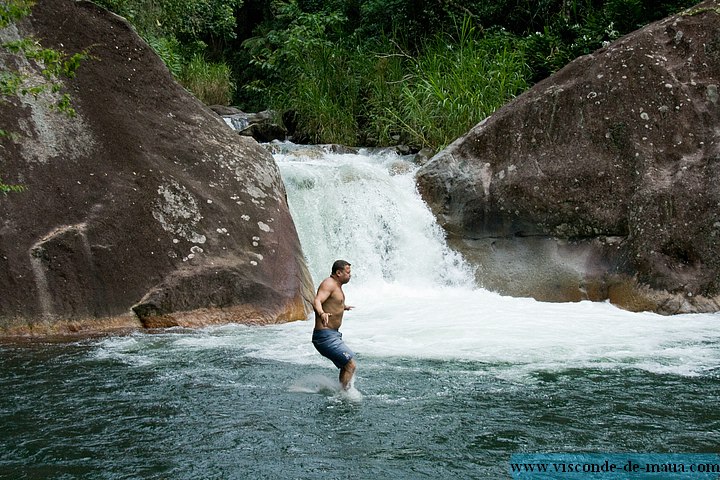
313, 263, 352, 330
314, 277, 346, 330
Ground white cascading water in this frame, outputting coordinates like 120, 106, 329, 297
262, 143, 720, 378
274, 144, 471, 287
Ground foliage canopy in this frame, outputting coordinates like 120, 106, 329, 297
9, 0, 701, 151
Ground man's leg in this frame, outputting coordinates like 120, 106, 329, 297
339, 359, 356, 390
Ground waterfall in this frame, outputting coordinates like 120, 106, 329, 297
273, 143, 471, 289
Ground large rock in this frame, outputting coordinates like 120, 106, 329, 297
0, 0, 314, 335
417, 1, 720, 314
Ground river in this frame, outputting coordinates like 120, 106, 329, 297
1, 144, 719, 479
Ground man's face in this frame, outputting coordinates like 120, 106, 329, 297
337, 265, 352, 284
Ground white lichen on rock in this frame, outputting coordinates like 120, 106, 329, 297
153, 180, 207, 243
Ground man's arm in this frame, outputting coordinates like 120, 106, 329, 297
313, 279, 334, 327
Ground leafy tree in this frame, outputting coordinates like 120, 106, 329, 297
93, 0, 242, 57
375, 20, 529, 149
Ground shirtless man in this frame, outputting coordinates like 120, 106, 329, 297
312, 260, 356, 390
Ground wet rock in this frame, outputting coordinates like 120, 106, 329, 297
417, 1, 720, 313
0, 0, 314, 335
413, 147, 436, 166
209, 105, 243, 116
219, 110, 288, 143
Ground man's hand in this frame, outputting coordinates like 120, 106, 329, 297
344, 305, 354, 311
321, 312, 331, 327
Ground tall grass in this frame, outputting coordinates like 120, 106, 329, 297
273, 42, 360, 145
356, 36, 407, 146
269, 16, 529, 150
386, 19, 529, 149
249, 5, 361, 145
179, 54, 234, 106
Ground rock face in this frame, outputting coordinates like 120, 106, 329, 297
210, 106, 288, 143
0, 0, 314, 335
417, 1, 720, 314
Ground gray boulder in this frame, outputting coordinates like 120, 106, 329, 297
417, 1, 720, 314
0, 0, 314, 335
215, 109, 288, 143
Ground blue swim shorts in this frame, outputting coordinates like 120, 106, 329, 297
312, 329, 355, 369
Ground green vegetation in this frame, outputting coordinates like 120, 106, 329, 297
1, 38, 88, 117
1, 0, 88, 117
384, 21, 529, 148
0, 0, 34, 27
33, 0, 706, 150
243, 2, 359, 144
0, 177, 25, 194
180, 53, 234, 105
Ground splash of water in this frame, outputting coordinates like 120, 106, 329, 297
289, 374, 363, 402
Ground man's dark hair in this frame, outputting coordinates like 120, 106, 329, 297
331, 259, 351, 275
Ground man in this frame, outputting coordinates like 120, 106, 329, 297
312, 259, 356, 390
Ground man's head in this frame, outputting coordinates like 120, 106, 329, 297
331, 259, 352, 284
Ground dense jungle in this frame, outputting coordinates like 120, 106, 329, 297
31, 0, 700, 150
